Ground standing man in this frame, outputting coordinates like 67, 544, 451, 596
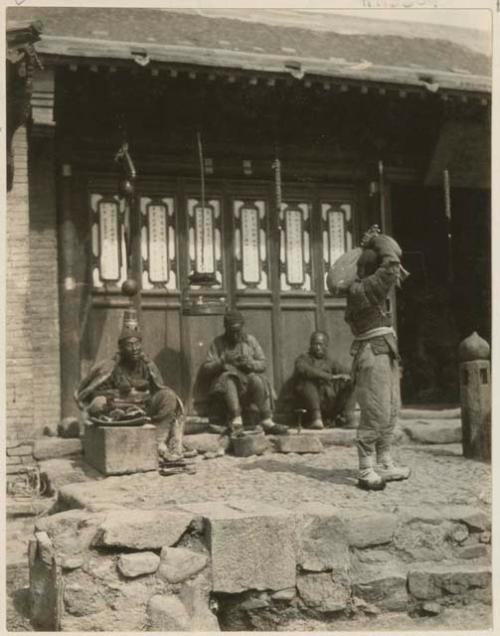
75, 316, 185, 461
293, 331, 352, 429
202, 310, 283, 435
345, 234, 410, 491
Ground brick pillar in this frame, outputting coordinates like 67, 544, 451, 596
28, 130, 61, 434
6, 125, 35, 445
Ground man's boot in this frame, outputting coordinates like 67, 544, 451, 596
358, 454, 386, 491
309, 409, 324, 430
375, 452, 411, 482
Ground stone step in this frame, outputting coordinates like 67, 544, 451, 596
33, 438, 83, 461
402, 419, 462, 444
400, 407, 460, 420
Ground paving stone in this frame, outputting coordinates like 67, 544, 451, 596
295, 503, 349, 573
94, 509, 194, 550
63, 575, 108, 616
275, 434, 323, 454
29, 532, 63, 630
421, 601, 442, 616
83, 424, 157, 475
183, 433, 230, 454
311, 429, 356, 447
455, 544, 488, 560
35, 509, 106, 562
199, 499, 296, 593
33, 438, 83, 460
158, 546, 208, 583
272, 587, 297, 601
58, 417, 81, 439
400, 408, 460, 420
179, 572, 220, 631
400, 505, 490, 532
117, 551, 160, 578
344, 511, 397, 548
297, 572, 350, 612
147, 594, 190, 631
408, 561, 491, 601
39, 458, 102, 496
231, 432, 270, 457
6, 496, 53, 518
403, 421, 461, 444
7, 443, 34, 456
351, 563, 408, 611
393, 519, 454, 562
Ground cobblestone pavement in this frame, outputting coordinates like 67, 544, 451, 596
61, 443, 491, 515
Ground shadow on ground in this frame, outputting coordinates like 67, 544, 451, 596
239, 457, 357, 487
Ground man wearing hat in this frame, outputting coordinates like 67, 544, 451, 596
346, 233, 411, 491
75, 316, 184, 460
202, 310, 281, 435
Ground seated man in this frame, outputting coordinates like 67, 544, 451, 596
293, 331, 353, 430
75, 319, 185, 461
202, 310, 284, 435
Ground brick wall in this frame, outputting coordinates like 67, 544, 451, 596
29, 133, 61, 434
6, 124, 62, 465
6, 125, 35, 447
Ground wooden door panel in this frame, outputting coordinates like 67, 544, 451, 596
280, 308, 317, 386
324, 307, 353, 372
239, 307, 275, 385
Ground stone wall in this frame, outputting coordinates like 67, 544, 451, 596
29, 499, 491, 631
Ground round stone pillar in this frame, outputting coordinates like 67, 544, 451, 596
458, 332, 491, 461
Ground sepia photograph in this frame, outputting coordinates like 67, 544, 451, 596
4, 2, 493, 632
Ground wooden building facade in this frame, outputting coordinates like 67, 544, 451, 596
6, 8, 491, 444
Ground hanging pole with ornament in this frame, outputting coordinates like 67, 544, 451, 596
114, 137, 142, 318
443, 168, 454, 284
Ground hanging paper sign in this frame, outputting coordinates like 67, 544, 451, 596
98, 200, 120, 281
328, 208, 347, 265
241, 205, 261, 284
195, 205, 215, 274
285, 208, 304, 285
147, 203, 169, 283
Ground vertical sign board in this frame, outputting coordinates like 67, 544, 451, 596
147, 203, 169, 283
241, 204, 261, 285
195, 205, 215, 274
98, 200, 121, 282
285, 207, 305, 286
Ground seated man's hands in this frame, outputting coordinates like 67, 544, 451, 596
234, 355, 255, 373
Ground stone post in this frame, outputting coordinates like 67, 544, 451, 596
458, 332, 491, 461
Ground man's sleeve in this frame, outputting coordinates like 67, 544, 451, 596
362, 264, 399, 304
295, 354, 329, 381
248, 335, 267, 373
148, 360, 165, 389
202, 338, 223, 374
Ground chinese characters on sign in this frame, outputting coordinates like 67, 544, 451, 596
195, 205, 215, 274
241, 205, 261, 284
147, 204, 169, 283
328, 208, 346, 265
285, 208, 305, 285
98, 200, 120, 281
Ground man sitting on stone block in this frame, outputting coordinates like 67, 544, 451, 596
202, 310, 286, 436
75, 315, 185, 461
293, 331, 353, 430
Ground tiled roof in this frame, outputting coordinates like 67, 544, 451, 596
6, 7, 491, 93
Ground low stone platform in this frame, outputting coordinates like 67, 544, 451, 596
82, 423, 158, 475
29, 497, 491, 631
